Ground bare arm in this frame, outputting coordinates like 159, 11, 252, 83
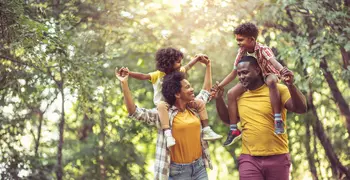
284, 84, 307, 114
281, 68, 307, 114
128, 71, 151, 81
116, 68, 136, 115
116, 67, 161, 128
183, 56, 200, 72
218, 69, 237, 88
269, 57, 284, 71
213, 87, 230, 125
202, 59, 212, 91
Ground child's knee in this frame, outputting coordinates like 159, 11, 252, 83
228, 88, 241, 100
157, 101, 169, 110
265, 74, 278, 87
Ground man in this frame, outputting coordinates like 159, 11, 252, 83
214, 56, 307, 180
116, 67, 216, 180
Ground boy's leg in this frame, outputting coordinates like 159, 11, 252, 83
224, 83, 246, 146
265, 74, 284, 134
188, 99, 222, 141
157, 101, 176, 147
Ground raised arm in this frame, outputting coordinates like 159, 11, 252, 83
182, 55, 203, 72
128, 71, 151, 81
261, 47, 284, 71
281, 69, 307, 114
115, 67, 162, 127
116, 67, 136, 115
202, 58, 212, 91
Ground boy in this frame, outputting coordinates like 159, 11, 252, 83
215, 22, 291, 146
122, 47, 222, 147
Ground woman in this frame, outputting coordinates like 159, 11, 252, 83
116, 67, 214, 180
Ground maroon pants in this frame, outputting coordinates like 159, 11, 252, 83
238, 153, 291, 180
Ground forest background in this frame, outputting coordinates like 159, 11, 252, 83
1, 0, 350, 179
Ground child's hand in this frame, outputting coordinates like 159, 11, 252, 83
115, 67, 129, 82
196, 54, 210, 65
210, 81, 224, 99
280, 67, 294, 85
193, 54, 209, 65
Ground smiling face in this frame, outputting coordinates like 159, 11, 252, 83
235, 34, 255, 51
176, 79, 195, 103
237, 61, 262, 90
173, 57, 182, 72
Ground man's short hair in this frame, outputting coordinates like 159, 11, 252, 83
238, 56, 259, 67
162, 71, 185, 106
234, 22, 259, 39
156, 47, 184, 73
238, 56, 263, 78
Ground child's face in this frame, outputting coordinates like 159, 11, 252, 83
173, 58, 182, 71
235, 34, 255, 50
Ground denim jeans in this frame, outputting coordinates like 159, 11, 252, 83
169, 157, 208, 180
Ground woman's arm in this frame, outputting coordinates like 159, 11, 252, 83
116, 67, 136, 115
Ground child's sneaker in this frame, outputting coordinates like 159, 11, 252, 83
202, 127, 223, 141
165, 135, 176, 148
274, 120, 285, 134
223, 129, 241, 146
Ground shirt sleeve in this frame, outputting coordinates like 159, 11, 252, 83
233, 48, 244, 70
148, 71, 160, 84
195, 90, 210, 104
128, 106, 161, 129
261, 47, 275, 61
278, 84, 291, 106
179, 67, 186, 73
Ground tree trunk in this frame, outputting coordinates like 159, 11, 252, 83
320, 58, 350, 139
304, 113, 319, 180
340, 47, 350, 88
35, 110, 44, 157
308, 88, 350, 179
79, 111, 94, 141
99, 98, 107, 180
56, 66, 65, 180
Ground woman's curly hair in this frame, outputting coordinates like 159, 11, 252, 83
234, 22, 259, 39
156, 47, 184, 73
162, 71, 185, 106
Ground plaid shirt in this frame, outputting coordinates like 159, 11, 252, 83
129, 90, 213, 180
234, 42, 280, 77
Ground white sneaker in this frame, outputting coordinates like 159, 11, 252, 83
203, 128, 223, 141
166, 135, 176, 148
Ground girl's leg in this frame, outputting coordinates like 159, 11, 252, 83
157, 101, 176, 147
188, 99, 222, 141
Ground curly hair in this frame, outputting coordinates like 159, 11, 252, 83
234, 22, 259, 39
161, 71, 185, 106
156, 47, 184, 74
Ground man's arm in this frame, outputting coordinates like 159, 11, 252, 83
128, 71, 151, 81
116, 67, 161, 127
281, 68, 307, 114
213, 87, 230, 125
284, 84, 307, 114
